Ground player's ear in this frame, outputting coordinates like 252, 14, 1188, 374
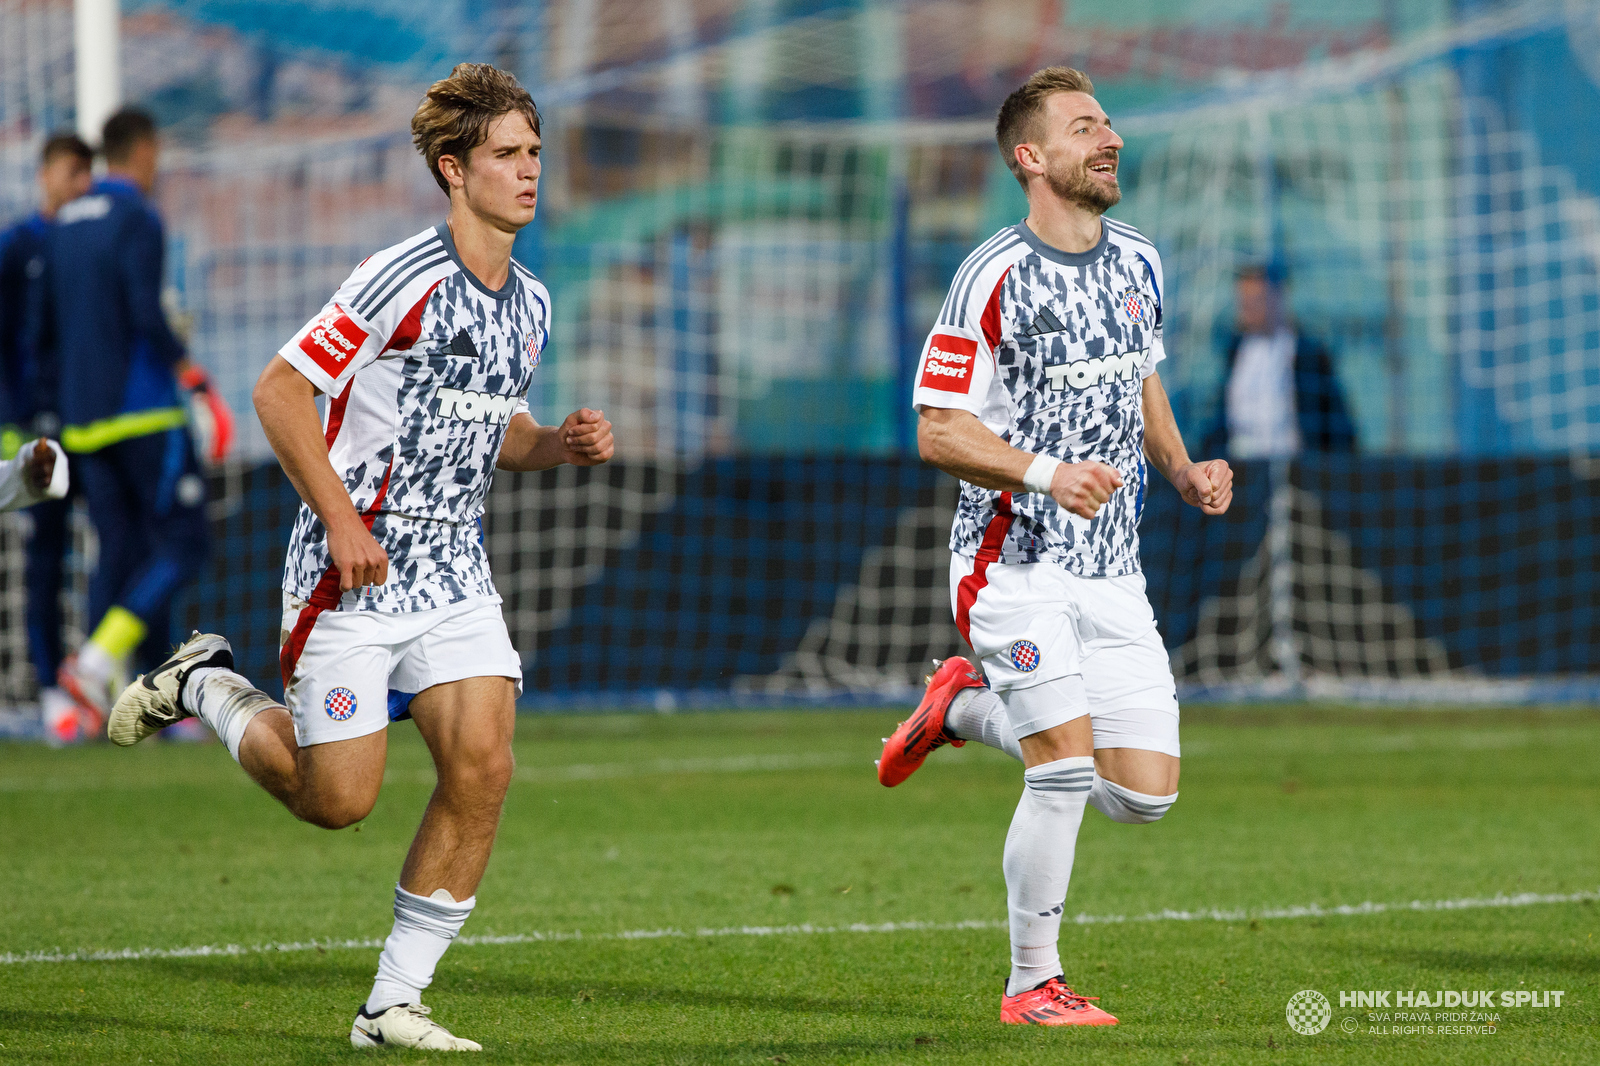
437, 153, 466, 191
1014, 142, 1044, 178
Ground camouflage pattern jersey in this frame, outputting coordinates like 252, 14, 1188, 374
276, 223, 549, 613
910, 218, 1165, 578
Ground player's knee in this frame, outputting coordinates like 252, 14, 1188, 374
441, 741, 515, 801
300, 800, 372, 830
298, 781, 381, 830
1089, 775, 1177, 824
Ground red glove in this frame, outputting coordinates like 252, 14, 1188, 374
179, 365, 235, 465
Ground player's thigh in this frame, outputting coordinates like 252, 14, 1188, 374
393, 598, 520, 790
408, 676, 517, 791
294, 728, 390, 824
1094, 746, 1179, 797
1016, 702, 1096, 767
1083, 627, 1181, 795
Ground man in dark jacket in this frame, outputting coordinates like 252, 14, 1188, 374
1202, 266, 1355, 458
42, 107, 231, 723
0, 131, 92, 742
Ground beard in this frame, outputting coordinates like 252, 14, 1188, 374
1045, 156, 1122, 213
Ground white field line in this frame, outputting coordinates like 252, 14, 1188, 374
5, 888, 1595, 967
0, 752, 870, 793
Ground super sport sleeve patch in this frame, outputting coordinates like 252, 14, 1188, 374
279, 300, 378, 395
912, 327, 994, 414
299, 306, 369, 376
920, 334, 980, 392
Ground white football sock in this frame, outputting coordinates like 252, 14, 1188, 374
76, 641, 119, 685
184, 667, 277, 762
40, 687, 77, 731
367, 885, 477, 1012
1088, 775, 1178, 824
944, 687, 1022, 761
1004, 755, 1094, 995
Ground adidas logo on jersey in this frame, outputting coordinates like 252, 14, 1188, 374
1022, 306, 1069, 337
434, 387, 520, 424
1043, 348, 1146, 391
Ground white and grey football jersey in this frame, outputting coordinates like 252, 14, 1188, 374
912, 218, 1165, 578
277, 223, 550, 613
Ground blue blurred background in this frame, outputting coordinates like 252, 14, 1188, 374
2, 0, 1597, 707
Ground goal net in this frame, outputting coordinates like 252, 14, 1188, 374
0, 0, 1597, 711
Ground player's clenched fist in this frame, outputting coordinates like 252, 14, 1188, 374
328, 518, 389, 592
1049, 460, 1124, 520
1174, 458, 1233, 516
559, 408, 614, 466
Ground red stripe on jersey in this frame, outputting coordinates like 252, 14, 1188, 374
384, 279, 441, 353
954, 492, 1015, 648
279, 460, 394, 690
979, 267, 1009, 364
323, 380, 353, 450
320, 280, 435, 452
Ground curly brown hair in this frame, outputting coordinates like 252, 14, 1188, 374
995, 67, 1096, 188
411, 63, 540, 194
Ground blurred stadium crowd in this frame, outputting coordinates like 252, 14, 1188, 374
1, 0, 1598, 726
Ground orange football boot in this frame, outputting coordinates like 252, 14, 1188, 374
1001, 977, 1119, 1026
876, 656, 985, 786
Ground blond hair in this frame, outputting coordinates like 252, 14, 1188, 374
411, 63, 540, 194
995, 67, 1096, 188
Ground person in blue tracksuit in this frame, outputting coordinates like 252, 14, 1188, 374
0, 131, 92, 742
42, 107, 230, 721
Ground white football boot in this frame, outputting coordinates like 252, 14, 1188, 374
106, 632, 234, 746
350, 1003, 482, 1051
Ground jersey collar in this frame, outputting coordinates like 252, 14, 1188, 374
1011, 218, 1108, 268
435, 222, 518, 301
94, 174, 145, 200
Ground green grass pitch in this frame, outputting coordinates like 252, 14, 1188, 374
2, 706, 1596, 1065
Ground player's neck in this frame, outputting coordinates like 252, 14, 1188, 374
1022, 192, 1103, 255
444, 209, 515, 292
105, 165, 154, 196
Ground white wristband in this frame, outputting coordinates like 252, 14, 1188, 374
1022, 453, 1062, 495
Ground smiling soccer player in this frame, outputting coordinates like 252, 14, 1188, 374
107, 63, 614, 1052
877, 67, 1234, 1026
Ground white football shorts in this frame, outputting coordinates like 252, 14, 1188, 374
279, 592, 523, 747
950, 556, 1180, 756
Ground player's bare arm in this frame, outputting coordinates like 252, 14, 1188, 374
1140, 371, 1232, 516
496, 408, 614, 471
253, 354, 388, 591
917, 406, 1122, 519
